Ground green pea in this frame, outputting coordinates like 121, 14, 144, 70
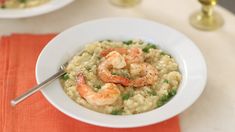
122, 92, 133, 100
111, 72, 118, 75
147, 90, 157, 96
111, 109, 123, 115
156, 89, 177, 107
123, 40, 133, 45
62, 73, 69, 80
163, 79, 169, 83
95, 85, 101, 89
142, 43, 157, 53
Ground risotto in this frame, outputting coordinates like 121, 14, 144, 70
60, 40, 181, 115
0, 0, 50, 9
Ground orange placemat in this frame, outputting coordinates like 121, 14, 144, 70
0, 34, 180, 132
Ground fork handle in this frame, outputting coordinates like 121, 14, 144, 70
11, 70, 66, 106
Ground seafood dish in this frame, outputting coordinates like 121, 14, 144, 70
0, 0, 50, 9
60, 39, 182, 115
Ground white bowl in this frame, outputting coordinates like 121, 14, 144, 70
0, 0, 74, 18
36, 17, 207, 128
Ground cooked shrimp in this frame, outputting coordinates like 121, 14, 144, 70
125, 47, 144, 64
129, 63, 158, 87
98, 51, 130, 86
100, 48, 127, 57
100, 47, 144, 64
76, 73, 120, 106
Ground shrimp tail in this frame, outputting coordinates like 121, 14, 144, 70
76, 73, 121, 106
76, 73, 91, 97
77, 73, 85, 84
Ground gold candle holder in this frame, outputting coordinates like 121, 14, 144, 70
109, 0, 141, 7
190, 0, 224, 31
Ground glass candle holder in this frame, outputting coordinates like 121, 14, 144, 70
109, 0, 141, 7
189, 0, 224, 31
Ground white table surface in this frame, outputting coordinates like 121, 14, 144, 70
1, 0, 235, 131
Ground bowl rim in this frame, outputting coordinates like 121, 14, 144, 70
0, 0, 74, 18
36, 17, 207, 128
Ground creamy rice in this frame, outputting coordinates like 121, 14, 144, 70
1, 0, 50, 9
60, 40, 181, 115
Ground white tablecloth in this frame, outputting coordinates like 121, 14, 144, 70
1, 0, 235, 131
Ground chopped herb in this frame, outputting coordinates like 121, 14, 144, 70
168, 88, 177, 97
111, 71, 130, 79
163, 79, 169, 83
160, 52, 172, 58
142, 47, 149, 53
160, 52, 167, 56
62, 73, 69, 80
147, 90, 157, 96
142, 43, 157, 53
99, 39, 112, 43
111, 109, 123, 115
156, 100, 164, 107
156, 89, 177, 107
122, 72, 130, 79
122, 92, 132, 100
148, 43, 157, 49
156, 94, 169, 107
95, 85, 101, 89
123, 40, 133, 45
111, 72, 118, 75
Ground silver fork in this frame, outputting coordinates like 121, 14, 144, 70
10, 62, 68, 106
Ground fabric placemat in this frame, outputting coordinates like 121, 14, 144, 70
0, 34, 180, 132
